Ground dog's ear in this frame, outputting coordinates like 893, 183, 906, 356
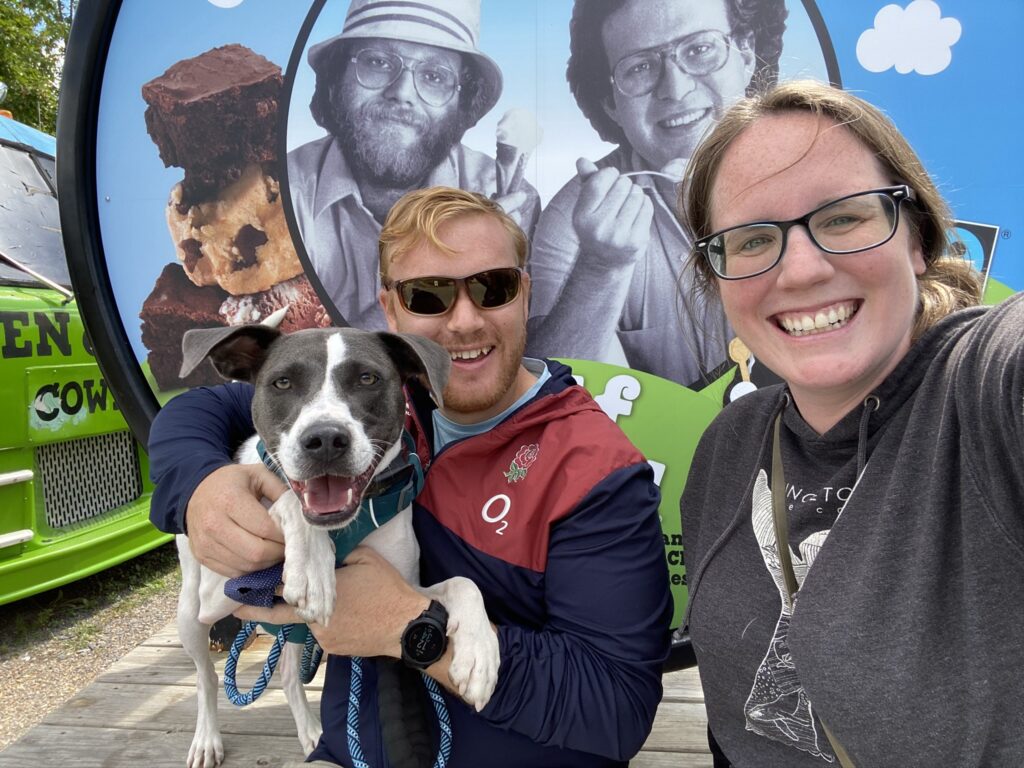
180, 325, 282, 382
375, 332, 450, 408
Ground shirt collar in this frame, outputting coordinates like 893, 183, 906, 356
313, 137, 462, 219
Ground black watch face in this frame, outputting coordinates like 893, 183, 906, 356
406, 622, 444, 663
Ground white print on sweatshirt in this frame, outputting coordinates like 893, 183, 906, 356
743, 469, 836, 763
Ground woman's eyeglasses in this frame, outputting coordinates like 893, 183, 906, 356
387, 267, 524, 316
694, 185, 916, 280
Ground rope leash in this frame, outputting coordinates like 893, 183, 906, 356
222, 621, 289, 705
347, 656, 371, 768
423, 674, 452, 768
344, 656, 451, 768
222, 621, 324, 706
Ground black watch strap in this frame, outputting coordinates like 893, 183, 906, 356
400, 599, 449, 669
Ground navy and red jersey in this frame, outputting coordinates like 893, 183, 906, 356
150, 361, 672, 767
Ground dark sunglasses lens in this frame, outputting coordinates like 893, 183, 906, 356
467, 269, 521, 308
401, 279, 456, 315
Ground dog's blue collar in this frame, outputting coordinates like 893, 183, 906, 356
256, 431, 423, 565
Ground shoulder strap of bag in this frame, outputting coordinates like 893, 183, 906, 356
771, 413, 856, 768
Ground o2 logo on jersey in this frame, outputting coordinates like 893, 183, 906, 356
482, 494, 511, 535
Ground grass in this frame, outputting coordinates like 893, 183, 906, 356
0, 541, 181, 659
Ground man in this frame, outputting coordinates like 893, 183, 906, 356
289, 0, 539, 330
148, 187, 672, 767
526, 0, 787, 388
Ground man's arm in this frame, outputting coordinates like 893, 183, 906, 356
148, 382, 286, 576
479, 462, 672, 761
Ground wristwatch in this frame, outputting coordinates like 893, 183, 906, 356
400, 599, 449, 669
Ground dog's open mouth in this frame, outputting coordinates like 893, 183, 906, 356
290, 464, 376, 527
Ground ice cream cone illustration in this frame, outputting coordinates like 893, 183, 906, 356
495, 108, 542, 196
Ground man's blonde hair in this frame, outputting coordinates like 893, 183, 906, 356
379, 187, 528, 282
681, 79, 982, 340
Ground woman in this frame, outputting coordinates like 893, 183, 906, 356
679, 80, 1023, 767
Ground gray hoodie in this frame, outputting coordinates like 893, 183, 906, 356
681, 293, 1024, 767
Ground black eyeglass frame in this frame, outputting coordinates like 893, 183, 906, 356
609, 29, 737, 98
385, 267, 526, 317
349, 48, 462, 107
694, 185, 916, 281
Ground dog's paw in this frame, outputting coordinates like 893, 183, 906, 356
282, 563, 335, 626
187, 728, 224, 768
447, 614, 500, 712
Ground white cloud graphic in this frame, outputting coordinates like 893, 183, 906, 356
208, 0, 244, 7
857, 0, 961, 75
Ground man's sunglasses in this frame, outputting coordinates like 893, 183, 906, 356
388, 267, 525, 316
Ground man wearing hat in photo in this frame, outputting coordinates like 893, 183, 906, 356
288, 0, 540, 329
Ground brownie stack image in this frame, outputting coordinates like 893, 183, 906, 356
139, 44, 330, 391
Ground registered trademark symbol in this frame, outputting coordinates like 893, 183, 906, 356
1002, 230, 1011, 239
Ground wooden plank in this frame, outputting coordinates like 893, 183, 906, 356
43, 680, 318, 736
0, 723, 307, 768
633, 750, 715, 768
644, 700, 710, 752
660, 667, 705, 701
99, 643, 326, 691
141, 623, 182, 646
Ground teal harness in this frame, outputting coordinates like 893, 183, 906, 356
257, 431, 422, 568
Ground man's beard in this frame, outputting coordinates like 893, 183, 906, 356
442, 329, 526, 417
333, 96, 465, 189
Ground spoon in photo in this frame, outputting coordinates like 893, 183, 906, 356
620, 158, 688, 183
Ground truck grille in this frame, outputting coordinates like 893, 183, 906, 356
36, 431, 144, 529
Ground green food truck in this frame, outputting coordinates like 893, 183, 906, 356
0, 114, 169, 606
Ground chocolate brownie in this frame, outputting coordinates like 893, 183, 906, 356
140, 263, 228, 391
142, 44, 282, 204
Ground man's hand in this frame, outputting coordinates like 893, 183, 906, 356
235, 546, 429, 658
185, 463, 287, 578
571, 157, 653, 266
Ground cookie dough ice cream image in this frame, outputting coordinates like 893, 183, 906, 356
495, 108, 542, 197
138, 44, 330, 391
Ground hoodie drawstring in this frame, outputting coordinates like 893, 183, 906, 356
856, 395, 880, 478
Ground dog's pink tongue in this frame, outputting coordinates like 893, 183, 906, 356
302, 475, 358, 516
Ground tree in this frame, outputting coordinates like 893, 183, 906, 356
0, 0, 76, 133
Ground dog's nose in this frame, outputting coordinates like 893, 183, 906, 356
300, 425, 351, 463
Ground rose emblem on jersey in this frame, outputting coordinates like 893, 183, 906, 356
504, 443, 539, 483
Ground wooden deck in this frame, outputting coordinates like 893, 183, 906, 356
0, 623, 711, 766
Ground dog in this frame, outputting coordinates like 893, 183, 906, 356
173, 324, 500, 768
